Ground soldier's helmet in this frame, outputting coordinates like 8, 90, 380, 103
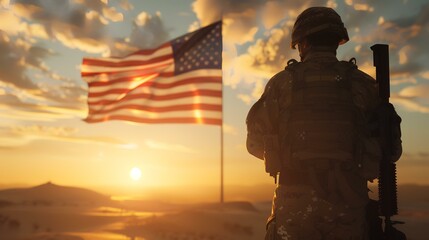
291, 7, 349, 49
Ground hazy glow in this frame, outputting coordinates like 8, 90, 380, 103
130, 167, 142, 181
194, 109, 203, 123
130, 73, 158, 88
193, 94, 203, 123
0, 0, 428, 202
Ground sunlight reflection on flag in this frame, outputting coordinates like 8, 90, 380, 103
191, 87, 204, 124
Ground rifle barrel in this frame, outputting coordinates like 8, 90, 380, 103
371, 44, 398, 218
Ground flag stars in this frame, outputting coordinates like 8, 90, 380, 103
172, 22, 221, 74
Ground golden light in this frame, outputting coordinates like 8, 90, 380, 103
130, 167, 142, 181
194, 109, 203, 124
193, 93, 203, 124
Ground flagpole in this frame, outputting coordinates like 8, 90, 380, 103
220, 60, 224, 204
220, 116, 224, 204
220, 19, 224, 204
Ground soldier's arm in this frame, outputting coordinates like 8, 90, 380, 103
246, 99, 265, 160
246, 71, 287, 160
351, 69, 402, 162
350, 69, 380, 114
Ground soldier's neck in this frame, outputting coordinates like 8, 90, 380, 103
301, 46, 338, 62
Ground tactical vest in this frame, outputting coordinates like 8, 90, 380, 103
280, 59, 364, 168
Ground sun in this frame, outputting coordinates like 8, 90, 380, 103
130, 167, 142, 181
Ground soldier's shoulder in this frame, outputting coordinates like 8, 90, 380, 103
268, 68, 294, 86
350, 66, 376, 84
272, 69, 292, 80
272, 59, 301, 79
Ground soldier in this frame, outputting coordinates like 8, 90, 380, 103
246, 7, 402, 240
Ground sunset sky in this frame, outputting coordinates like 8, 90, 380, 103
0, 0, 428, 201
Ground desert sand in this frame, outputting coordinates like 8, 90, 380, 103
0, 183, 427, 240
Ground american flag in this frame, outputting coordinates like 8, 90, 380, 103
81, 21, 222, 125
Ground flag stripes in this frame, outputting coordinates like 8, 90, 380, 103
82, 21, 222, 125
87, 69, 221, 87
85, 116, 222, 125
88, 96, 222, 112
88, 82, 222, 98
83, 44, 171, 64
81, 60, 174, 77
88, 103, 222, 115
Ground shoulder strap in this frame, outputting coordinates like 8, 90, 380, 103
284, 58, 300, 76
336, 59, 358, 73
286, 59, 298, 68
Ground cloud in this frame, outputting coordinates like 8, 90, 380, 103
398, 45, 412, 65
420, 71, 429, 80
191, 0, 224, 27
191, 0, 343, 104
397, 85, 429, 99
0, 0, 10, 8
144, 139, 196, 153
118, 0, 133, 11
0, 1, 172, 125
223, 10, 259, 45
260, 0, 334, 30
130, 11, 169, 49
0, 125, 136, 148
223, 20, 299, 102
391, 85, 429, 113
6, 0, 127, 54
0, 31, 85, 106
260, 1, 290, 29
221, 0, 429, 109
0, 78, 86, 122
0, 31, 47, 89
191, 0, 262, 45
191, 0, 335, 45
237, 94, 252, 105
399, 152, 429, 165
188, 21, 200, 32
350, 3, 429, 85
223, 123, 237, 135
109, 11, 170, 57
74, 0, 125, 22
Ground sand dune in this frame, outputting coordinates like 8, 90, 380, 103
0, 182, 428, 240
0, 182, 113, 206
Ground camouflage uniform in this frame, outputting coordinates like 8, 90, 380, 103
248, 49, 379, 240
246, 7, 402, 240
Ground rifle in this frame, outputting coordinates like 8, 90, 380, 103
371, 44, 406, 240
